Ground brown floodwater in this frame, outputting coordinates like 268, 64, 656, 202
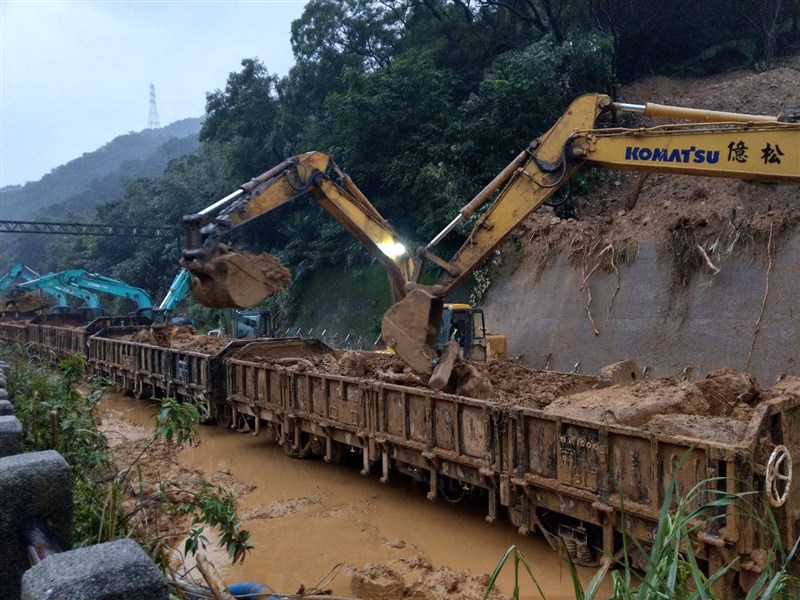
104, 392, 612, 599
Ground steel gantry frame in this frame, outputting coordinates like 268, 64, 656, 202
0, 221, 181, 237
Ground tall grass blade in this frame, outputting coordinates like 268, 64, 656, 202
515, 548, 550, 599
483, 545, 516, 600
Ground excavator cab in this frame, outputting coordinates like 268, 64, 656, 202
438, 305, 488, 362
234, 309, 272, 338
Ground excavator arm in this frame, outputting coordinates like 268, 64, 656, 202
181, 151, 414, 308
2, 264, 102, 312
14, 270, 152, 310
382, 93, 800, 381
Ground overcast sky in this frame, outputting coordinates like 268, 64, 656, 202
0, 0, 308, 187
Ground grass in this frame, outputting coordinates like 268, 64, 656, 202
485, 476, 800, 600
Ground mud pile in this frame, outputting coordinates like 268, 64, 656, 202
349, 555, 502, 600
230, 340, 798, 444
2, 291, 49, 314
546, 368, 796, 444
230, 341, 602, 409
123, 325, 232, 353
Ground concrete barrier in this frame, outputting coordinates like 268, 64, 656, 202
21, 539, 169, 600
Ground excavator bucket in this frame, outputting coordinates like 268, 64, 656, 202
3, 292, 47, 314
381, 288, 444, 380
183, 244, 291, 309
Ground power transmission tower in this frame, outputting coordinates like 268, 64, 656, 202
148, 83, 161, 129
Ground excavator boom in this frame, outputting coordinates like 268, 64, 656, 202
181, 151, 413, 309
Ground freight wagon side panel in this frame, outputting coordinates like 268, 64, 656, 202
226, 360, 288, 428
293, 373, 365, 430
0, 323, 27, 344
374, 384, 498, 488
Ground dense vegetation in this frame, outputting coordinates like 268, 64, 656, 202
4, 0, 798, 325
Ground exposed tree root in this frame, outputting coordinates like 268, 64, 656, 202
746, 222, 773, 370
696, 244, 720, 274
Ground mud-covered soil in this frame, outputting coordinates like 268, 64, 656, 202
349, 557, 503, 600
231, 341, 603, 409
99, 400, 256, 575
121, 325, 233, 353
187, 245, 290, 308
546, 369, 800, 443
100, 407, 203, 544
513, 57, 800, 289
232, 338, 798, 442
2, 291, 49, 313
230, 338, 333, 361
0, 317, 33, 325
0, 314, 85, 328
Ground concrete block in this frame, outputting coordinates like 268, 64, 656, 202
0, 415, 22, 457
21, 539, 169, 600
599, 359, 643, 385
0, 400, 13, 416
0, 451, 72, 600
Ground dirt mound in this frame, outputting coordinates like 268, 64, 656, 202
187, 245, 290, 308
2, 292, 48, 313
514, 59, 800, 291
230, 339, 333, 362
695, 368, 761, 408
545, 377, 709, 427
544, 367, 785, 442
479, 360, 599, 408
124, 325, 232, 353
766, 375, 800, 399
349, 556, 502, 600
644, 414, 748, 444
232, 341, 601, 407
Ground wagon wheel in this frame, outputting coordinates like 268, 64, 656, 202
766, 444, 792, 508
212, 402, 233, 429
283, 432, 312, 459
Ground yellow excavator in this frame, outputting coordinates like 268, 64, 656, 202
180, 151, 506, 363
183, 93, 799, 387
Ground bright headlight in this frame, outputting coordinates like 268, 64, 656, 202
377, 241, 407, 259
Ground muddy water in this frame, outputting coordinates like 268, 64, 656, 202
105, 393, 612, 599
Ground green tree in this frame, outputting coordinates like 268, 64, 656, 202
201, 59, 283, 182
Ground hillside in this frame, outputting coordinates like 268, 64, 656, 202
0, 117, 202, 221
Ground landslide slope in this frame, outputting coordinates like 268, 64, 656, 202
483, 57, 800, 384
